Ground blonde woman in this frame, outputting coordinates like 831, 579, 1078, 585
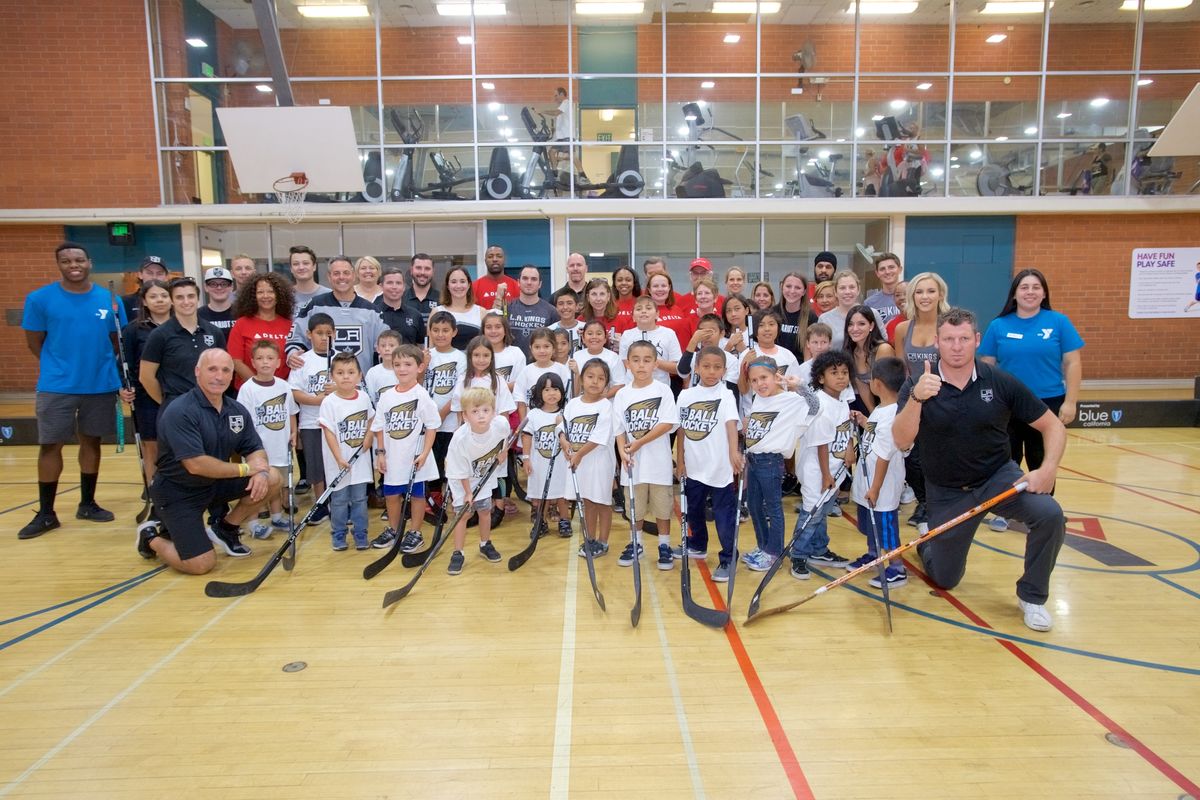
354, 255, 383, 302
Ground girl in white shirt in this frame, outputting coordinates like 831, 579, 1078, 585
562, 359, 617, 557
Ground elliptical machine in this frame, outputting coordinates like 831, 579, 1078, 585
783, 114, 843, 198
865, 115, 929, 197
513, 107, 644, 199
667, 101, 738, 198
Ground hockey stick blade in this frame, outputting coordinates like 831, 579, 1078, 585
569, 467, 605, 611
363, 428, 426, 580
678, 481, 727, 629
745, 482, 1027, 625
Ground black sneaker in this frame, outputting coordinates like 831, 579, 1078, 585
309, 505, 330, 524
657, 543, 674, 571
447, 550, 465, 575
907, 503, 927, 528
612, 490, 625, 517
790, 557, 811, 580
400, 531, 424, 553
617, 542, 643, 566
75, 502, 115, 523
558, 519, 573, 538
489, 505, 505, 529
295, 479, 311, 496
258, 510, 271, 520
370, 528, 396, 549
18, 510, 60, 540
479, 540, 502, 562
808, 549, 849, 568
536, 519, 550, 539
136, 520, 159, 559
206, 522, 252, 557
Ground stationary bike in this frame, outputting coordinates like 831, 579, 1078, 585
514, 107, 644, 199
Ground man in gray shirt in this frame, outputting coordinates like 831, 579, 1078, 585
507, 264, 557, 355
864, 251, 904, 330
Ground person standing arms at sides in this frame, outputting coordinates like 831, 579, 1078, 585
289, 313, 337, 523
404, 253, 439, 327
286, 256, 389, 378
864, 252, 904, 330
473, 245, 520, 313
121, 254, 169, 319
198, 266, 237, 336
20, 242, 134, 540
373, 267, 424, 346
893, 307, 1067, 632
140, 277, 227, 414
319, 352, 375, 551
236, 340, 298, 540
507, 265, 558, 357
563, 359, 617, 558
122, 280, 172, 490
980, 268, 1083, 532
444, 388, 512, 575
229, 254, 258, 295
818, 270, 862, 351
286, 245, 329, 310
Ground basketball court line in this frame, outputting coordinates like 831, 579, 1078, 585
1067, 433, 1200, 471
1148, 573, 1200, 602
0, 566, 166, 627
1057, 475, 1200, 500
548, 532, 581, 799
1060, 465, 1200, 516
0, 484, 78, 516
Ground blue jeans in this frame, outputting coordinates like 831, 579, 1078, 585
330, 481, 369, 546
684, 477, 738, 563
789, 494, 837, 559
746, 452, 785, 557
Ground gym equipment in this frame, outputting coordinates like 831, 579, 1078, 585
865, 115, 930, 198
977, 150, 1033, 197
515, 107, 645, 199
783, 114, 843, 198
667, 101, 749, 198
387, 109, 423, 202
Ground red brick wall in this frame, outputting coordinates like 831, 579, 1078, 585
1014, 214, 1200, 380
0, 226, 68, 392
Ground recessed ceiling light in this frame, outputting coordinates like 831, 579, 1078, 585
437, 2, 507, 15
1137, 78, 1154, 86
255, 84, 273, 93
488, 102, 500, 111
1089, 97, 1110, 107
600, 109, 615, 121
576, 1, 645, 13
457, 35, 474, 44
889, 99, 908, 109
950, 155, 959, 161
846, 1, 919, 13
916, 82, 933, 90
297, 4, 370, 18
855, 127, 866, 137
995, 135, 1009, 141
507, 137, 517, 142
980, 1, 1052, 13
1024, 126, 1038, 134
701, 80, 716, 88
950, 163, 961, 168
497, 114, 509, 121
970, 149, 983, 159
871, 115, 884, 121
724, 33, 741, 42
677, 125, 690, 135
1056, 111, 1072, 118
986, 33, 1008, 42
481, 81, 495, 90
589, 252, 606, 258
711, 1, 781, 12
930, 167, 945, 177
1120, 0, 1192, 8
818, 149, 831, 158
186, 37, 207, 48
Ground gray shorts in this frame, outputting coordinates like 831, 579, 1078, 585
36, 391, 118, 444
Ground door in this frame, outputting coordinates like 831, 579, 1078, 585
904, 216, 1015, 321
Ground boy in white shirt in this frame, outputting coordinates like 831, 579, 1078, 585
614, 340, 679, 571
848, 357, 908, 588
319, 353, 375, 551
444, 387, 512, 575
365, 330, 402, 403
289, 313, 335, 522
425, 310, 466, 513
617, 295, 681, 387
236, 340, 298, 539
548, 287, 584, 352
675, 346, 743, 582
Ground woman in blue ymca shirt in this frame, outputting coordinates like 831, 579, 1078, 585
980, 268, 1084, 484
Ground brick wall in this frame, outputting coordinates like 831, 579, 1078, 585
1013, 213, 1200, 380
0, 226, 69, 392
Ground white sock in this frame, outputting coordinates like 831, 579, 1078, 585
658, 533, 670, 547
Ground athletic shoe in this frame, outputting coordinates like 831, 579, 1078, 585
294, 479, 311, 495
250, 521, 272, 540
789, 558, 810, 580
536, 519, 550, 539
206, 522, 251, 557
479, 540, 502, 562
808, 549, 850, 568
577, 538, 607, 558
744, 550, 776, 572
671, 544, 707, 559
1019, 599, 1053, 631
309, 505, 330, 524
271, 517, 292, 532
907, 503, 927, 528
900, 484, 916, 505
846, 552, 876, 571
447, 550, 465, 575
331, 534, 348, 552
712, 561, 732, 583
827, 504, 842, 517
739, 503, 750, 523
18, 510, 60, 540
558, 519, 573, 538
136, 520, 159, 559
400, 531, 424, 553
75, 502, 115, 522
740, 547, 762, 565
657, 543, 675, 571
489, 505, 506, 530
612, 492, 626, 517
987, 516, 1009, 532
370, 528, 396, 549
918, 522, 929, 535
354, 537, 369, 551
869, 566, 908, 588
617, 542, 644, 567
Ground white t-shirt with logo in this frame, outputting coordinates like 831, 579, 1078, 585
797, 389, 853, 509
426, 347, 467, 433
513, 362, 572, 408
236, 377, 298, 468
562, 396, 615, 503
365, 363, 398, 404
851, 402, 905, 512
289, 349, 333, 430
317, 390, 375, 487
574, 346, 627, 389
369, 384, 442, 485
618, 326, 682, 386
613, 381, 678, 487
743, 390, 817, 458
445, 416, 512, 505
524, 407, 569, 501
493, 345, 528, 391
450, 374, 517, 416
676, 382, 739, 488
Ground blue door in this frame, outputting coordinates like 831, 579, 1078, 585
904, 216, 1015, 321
485, 219, 552, 299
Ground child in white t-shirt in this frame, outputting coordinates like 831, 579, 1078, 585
569, 319, 625, 398
451, 336, 518, 528
482, 311, 527, 392
562, 358, 616, 558
680, 313, 739, 392
319, 353, 375, 551
522, 372, 571, 538
617, 295, 681, 387
514, 328, 571, 419
289, 313, 335, 518
365, 330, 402, 403
675, 346, 743, 582
237, 340, 298, 539
425, 311, 466, 511
444, 387, 512, 575
613, 339, 679, 572
548, 288, 584, 353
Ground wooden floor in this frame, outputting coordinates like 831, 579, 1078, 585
1, 427, 1198, 799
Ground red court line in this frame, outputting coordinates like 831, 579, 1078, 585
902, 558, 1200, 797
1060, 465, 1200, 516
696, 560, 815, 800
1069, 433, 1200, 472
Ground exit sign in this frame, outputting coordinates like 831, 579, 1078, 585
107, 222, 136, 246
201, 62, 214, 78
597, 132, 612, 142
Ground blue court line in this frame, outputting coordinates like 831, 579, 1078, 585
0, 571, 162, 653
806, 566, 1200, 677
0, 485, 80, 517
0, 566, 166, 627
1149, 573, 1200, 602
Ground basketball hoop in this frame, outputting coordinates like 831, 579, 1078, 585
272, 172, 309, 224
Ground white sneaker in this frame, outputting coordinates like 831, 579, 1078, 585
1019, 599, 1053, 632
900, 484, 915, 505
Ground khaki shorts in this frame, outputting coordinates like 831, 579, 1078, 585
626, 482, 673, 522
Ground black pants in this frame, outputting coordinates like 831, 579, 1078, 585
1009, 395, 1064, 472
904, 440, 926, 505
917, 461, 1065, 605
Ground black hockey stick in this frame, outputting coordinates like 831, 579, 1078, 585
383, 425, 523, 608
569, 465, 606, 611
745, 464, 846, 620
723, 463, 744, 616
622, 428, 643, 628
507, 426, 561, 572
282, 446, 298, 571
678, 478, 728, 629
108, 282, 151, 524
863, 500, 893, 634
204, 444, 367, 598
363, 425, 426, 580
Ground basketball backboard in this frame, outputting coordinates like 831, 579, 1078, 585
216, 106, 365, 194
1147, 83, 1200, 157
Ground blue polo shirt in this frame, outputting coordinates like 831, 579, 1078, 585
979, 309, 1084, 399
155, 387, 264, 489
22, 282, 127, 394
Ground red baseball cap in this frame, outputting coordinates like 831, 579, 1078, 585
689, 257, 713, 274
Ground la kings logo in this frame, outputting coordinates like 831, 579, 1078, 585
338, 409, 369, 447
384, 399, 419, 440
744, 411, 779, 448
256, 393, 289, 432
334, 326, 363, 356
680, 399, 721, 441
430, 362, 458, 396
533, 423, 558, 458
566, 413, 598, 452
624, 398, 662, 440
472, 439, 505, 479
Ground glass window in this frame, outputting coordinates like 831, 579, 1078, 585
567, 220, 633, 276
1134, 74, 1200, 136
198, 225, 270, 276
1047, 13, 1135, 72
763, 3, 855, 75
699, 220, 761, 280
666, 16, 757, 76
955, 15, 1042, 73
666, 79, 757, 144
760, 77, 856, 144
381, 82, 474, 146
859, 13, 950, 74
343, 223, 415, 271
292, 81, 382, 145
858, 77, 948, 142
381, 22, 471, 76
476, 1, 568, 74
1139, 15, 1200, 71
284, 15, 378, 78
1043, 75, 1132, 139
414, 222, 480, 283
476, 78, 569, 145
758, 144, 851, 199
270, 224, 342, 278
151, 0, 262, 80
949, 142, 1036, 197
763, 219, 825, 285
951, 76, 1040, 141
1039, 140, 1125, 196
633, 219, 696, 289
827, 218, 890, 284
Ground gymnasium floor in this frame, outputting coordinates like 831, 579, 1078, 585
0, 427, 1198, 799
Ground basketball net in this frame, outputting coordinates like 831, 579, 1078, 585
272, 172, 309, 224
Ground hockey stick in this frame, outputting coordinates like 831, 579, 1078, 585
282, 446, 298, 571
363, 425, 426, 580
724, 463, 744, 614
678, 478, 728, 629
107, 282, 151, 523
863, 500, 893, 634
745, 464, 846, 620
745, 482, 1028, 625
383, 424, 523, 608
400, 495, 450, 568
204, 444, 368, 598
569, 465, 606, 611
507, 425, 561, 572
622, 426, 643, 628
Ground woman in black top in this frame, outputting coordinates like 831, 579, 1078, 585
121, 279, 172, 486
773, 271, 819, 361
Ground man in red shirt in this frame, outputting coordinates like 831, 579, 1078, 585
472, 245, 519, 313
677, 257, 725, 314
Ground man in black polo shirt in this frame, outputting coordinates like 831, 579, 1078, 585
403, 253, 438, 326
139, 277, 227, 413
894, 307, 1066, 633
137, 349, 280, 574
374, 267, 424, 345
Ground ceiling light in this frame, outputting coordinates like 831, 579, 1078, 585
950, 163, 961, 168
711, 1, 781, 12
600, 109, 615, 121
980, 1, 1052, 13
724, 33, 742, 42
457, 35, 474, 44
1120, 0, 1192, 8
871, 114, 884, 121
1024, 126, 1038, 134
497, 114, 509, 121
1056, 111, 1072, 118
507, 137, 517, 142
481, 81, 495, 90
437, 2, 507, 14
576, 1, 645, 13
677, 125, 690, 136
916, 82, 932, 90
488, 101, 501, 111
255, 84, 273, 92
855, 127, 866, 137
889, 99, 908, 109
499, 128, 512, 137
970, 149, 983, 159
995, 135, 1009, 141
1137, 78, 1154, 86
930, 167, 945, 177
684, 113, 698, 121
589, 252, 606, 258
819, 149, 831, 158
1089, 97, 1110, 107
186, 37, 207, 48
986, 33, 1008, 42
846, 1, 919, 13
701, 80, 716, 88
950, 155, 959, 161
297, 4, 370, 18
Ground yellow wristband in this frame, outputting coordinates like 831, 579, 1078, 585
238, 462, 250, 478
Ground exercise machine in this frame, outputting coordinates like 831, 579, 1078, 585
782, 114, 843, 198
865, 115, 930, 197
976, 150, 1033, 196
514, 107, 645, 199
